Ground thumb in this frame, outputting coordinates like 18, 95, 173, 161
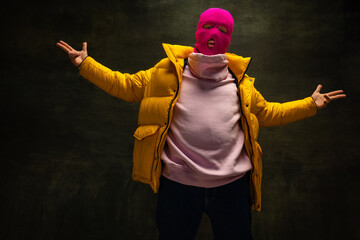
82, 42, 87, 52
315, 84, 322, 93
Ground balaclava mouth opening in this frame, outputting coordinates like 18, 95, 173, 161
194, 8, 234, 55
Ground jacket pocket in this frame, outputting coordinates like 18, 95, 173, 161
132, 125, 161, 183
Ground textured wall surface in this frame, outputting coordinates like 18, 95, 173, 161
1, 0, 359, 239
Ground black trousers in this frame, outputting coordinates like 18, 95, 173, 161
156, 173, 253, 240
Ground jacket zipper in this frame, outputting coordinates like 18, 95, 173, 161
230, 59, 258, 205
229, 62, 254, 160
154, 58, 187, 173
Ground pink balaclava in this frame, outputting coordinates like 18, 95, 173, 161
194, 8, 234, 55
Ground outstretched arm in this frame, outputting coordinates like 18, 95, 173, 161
311, 84, 346, 110
56, 40, 153, 102
252, 84, 347, 127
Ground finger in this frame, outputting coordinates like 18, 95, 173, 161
329, 94, 347, 100
82, 42, 87, 52
59, 40, 75, 51
324, 94, 331, 102
315, 84, 322, 93
56, 42, 71, 53
327, 90, 344, 96
57, 41, 72, 52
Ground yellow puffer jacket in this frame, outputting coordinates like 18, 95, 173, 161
78, 43, 317, 211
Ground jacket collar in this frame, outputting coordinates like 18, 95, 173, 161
162, 43, 251, 82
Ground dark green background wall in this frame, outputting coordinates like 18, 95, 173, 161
1, 0, 359, 239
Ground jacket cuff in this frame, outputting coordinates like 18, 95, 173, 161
77, 56, 89, 70
306, 96, 318, 116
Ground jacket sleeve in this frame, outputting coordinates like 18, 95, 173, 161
78, 56, 154, 102
251, 88, 318, 127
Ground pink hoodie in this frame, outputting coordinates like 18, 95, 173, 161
161, 52, 252, 187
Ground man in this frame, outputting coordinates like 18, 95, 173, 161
57, 8, 345, 240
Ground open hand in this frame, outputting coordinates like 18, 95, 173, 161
311, 84, 346, 110
57, 40, 88, 67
